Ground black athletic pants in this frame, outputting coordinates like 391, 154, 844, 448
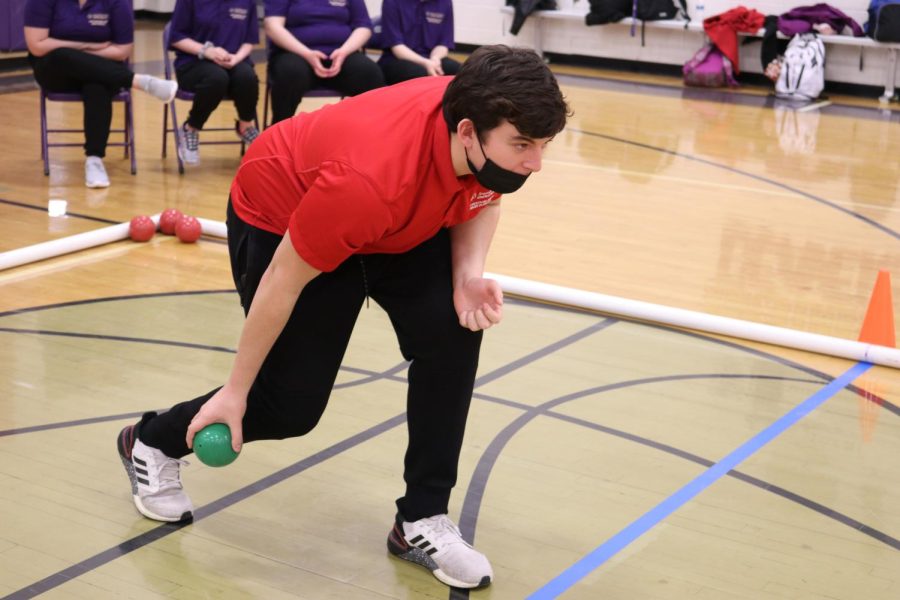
268, 48, 384, 124
139, 199, 482, 521
381, 57, 461, 86
176, 60, 259, 130
29, 48, 134, 158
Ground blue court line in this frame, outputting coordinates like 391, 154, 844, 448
528, 361, 873, 599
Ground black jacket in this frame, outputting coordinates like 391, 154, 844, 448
508, 0, 558, 35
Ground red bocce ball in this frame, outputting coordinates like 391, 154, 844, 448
128, 215, 156, 242
175, 215, 202, 243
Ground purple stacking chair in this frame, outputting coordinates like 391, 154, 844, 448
39, 84, 135, 176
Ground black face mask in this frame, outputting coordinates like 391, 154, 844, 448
465, 136, 530, 194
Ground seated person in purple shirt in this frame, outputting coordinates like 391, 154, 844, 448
264, 0, 384, 124
378, 0, 460, 85
169, 0, 260, 166
24, 0, 178, 188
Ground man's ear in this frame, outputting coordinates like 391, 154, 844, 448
456, 118, 475, 147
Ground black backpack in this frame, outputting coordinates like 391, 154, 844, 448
635, 0, 685, 21
586, 0, 630, 25
866, 0, 900, 41
587, 0, 689, 29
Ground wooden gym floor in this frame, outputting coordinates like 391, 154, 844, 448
0, 21, 898, 599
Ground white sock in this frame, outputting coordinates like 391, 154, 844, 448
134, 75, 177, 102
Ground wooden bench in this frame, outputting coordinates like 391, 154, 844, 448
500, 6, 900, 100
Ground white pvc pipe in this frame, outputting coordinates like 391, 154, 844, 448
2, 216, 897, 370
0, 213, 160, 272
486, 273, 900, 370
196, 217, 228, 239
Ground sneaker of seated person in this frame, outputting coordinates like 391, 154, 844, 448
117, 423, 193, 522
177, 123, 200, 165
387, 513, 493, 589
84, 156, 110, 188
235, 121, 259, 146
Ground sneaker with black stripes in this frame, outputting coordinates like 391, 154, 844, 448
117, 424, 193, 522
387, 513, 493, 589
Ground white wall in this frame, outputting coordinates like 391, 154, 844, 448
452, 0, 893, 89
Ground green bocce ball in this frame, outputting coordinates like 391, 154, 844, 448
194, 423, 239, 467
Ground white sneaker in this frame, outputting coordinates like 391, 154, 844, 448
84, 156, 110, 188
177, 124, 200, 165
117, 424, 193, 522
388, 513, 493, 589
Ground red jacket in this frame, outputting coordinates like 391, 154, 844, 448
703, 7, 766, 73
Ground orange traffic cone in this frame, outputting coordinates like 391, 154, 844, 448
857, 270, 896, 348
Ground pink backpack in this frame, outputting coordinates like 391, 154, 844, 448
683, 44, 738, 88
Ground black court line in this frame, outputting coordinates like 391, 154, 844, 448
1, 308, 606, 598
0, 197, 120, 225
4, 288, 894, 418
571, 128, 900, 242
0, 197, 228, 245
3, 292, 898, 598
555, 72, 900, 123
0, 365, 410, 439
0, 327, 410, 439
3, 290, 896, 440
656, 322, 900, 419
0, 410, 151, 438
1, 412, 408, 600
473, 317, 618, 386
0, 327, 238, 354
0, 289, 235, 318
449, 373, 900, 600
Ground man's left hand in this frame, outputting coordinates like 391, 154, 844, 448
454, 278, 503, 331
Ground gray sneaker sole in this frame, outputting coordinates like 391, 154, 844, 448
388, 532, 490, 589
176, 144, 200, 165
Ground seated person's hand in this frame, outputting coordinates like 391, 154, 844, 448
303, 49, 332, 78
425, 57, 443, 77
206, 46, 231, 66
764, 58, 782, 82
219, 52, 240, 68
327, 48, 350, 76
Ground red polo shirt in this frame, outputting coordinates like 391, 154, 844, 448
229, 76, 499, 272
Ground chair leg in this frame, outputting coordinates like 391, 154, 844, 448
162, 103, 168, 158
263, 80, 270, 130
169, 99, 184, 175
122, 98, 129, 159
40, 91, 49, 176
127, 95, 136, 175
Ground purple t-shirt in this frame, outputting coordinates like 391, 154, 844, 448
378, 0, 454, 65
25, 0, 133, 44
265, 0, 372, 54
169, 0, 260, 69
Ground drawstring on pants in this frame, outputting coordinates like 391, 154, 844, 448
358, 256, 370, 308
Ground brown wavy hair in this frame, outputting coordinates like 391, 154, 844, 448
442, 45, 571, 140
